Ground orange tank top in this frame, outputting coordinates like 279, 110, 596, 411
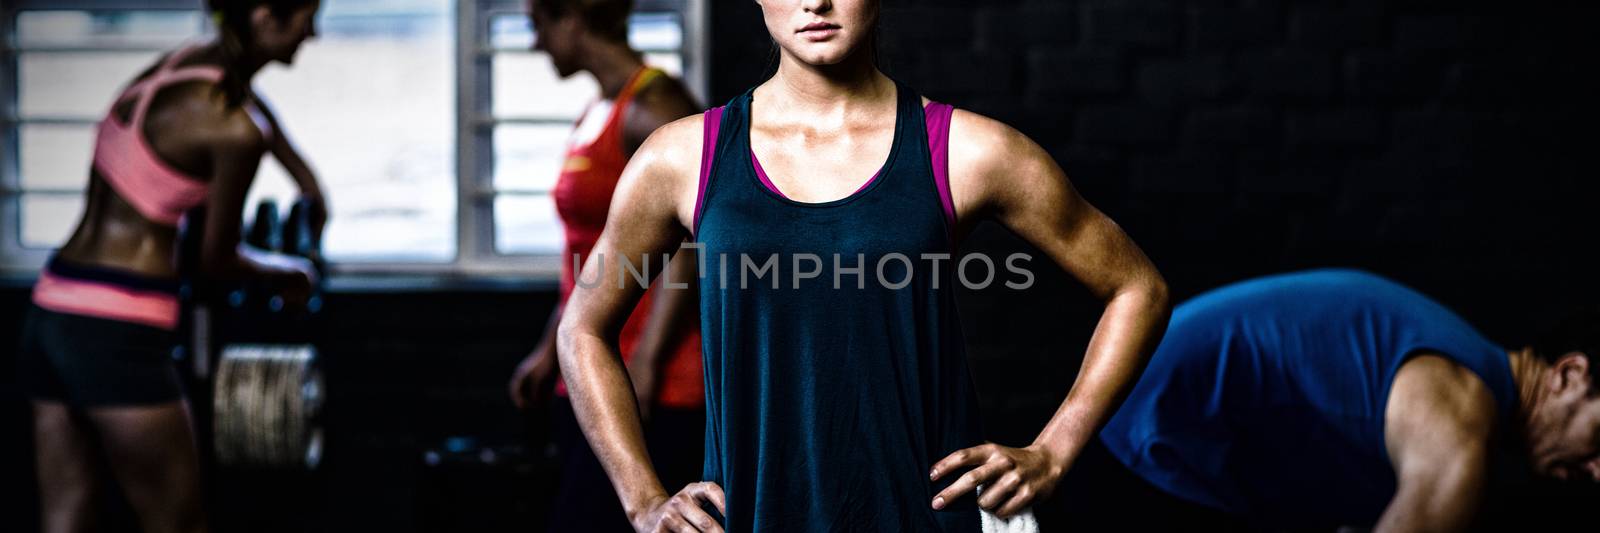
552, 67, 703, 407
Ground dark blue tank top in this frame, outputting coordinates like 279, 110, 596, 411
692, 83, 984, 531
1100, 269, 1518, 527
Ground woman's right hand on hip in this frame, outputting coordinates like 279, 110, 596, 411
632, 481, 726, 533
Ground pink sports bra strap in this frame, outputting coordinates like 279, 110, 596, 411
924, 101, 957, 238
128, 45, 224, 127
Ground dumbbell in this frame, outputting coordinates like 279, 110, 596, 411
246, 199, 283, 252
282, 197, 323, 264
280, 198, 327, 313
231, 198, 323, 316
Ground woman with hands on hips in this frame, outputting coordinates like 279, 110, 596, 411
556, 0, 1170, 530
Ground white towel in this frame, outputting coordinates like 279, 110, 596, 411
976, 485, 1040, 533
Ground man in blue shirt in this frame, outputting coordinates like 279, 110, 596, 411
1089, 269, 1600, 531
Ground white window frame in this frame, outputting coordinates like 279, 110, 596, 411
0, 0, 708, 281
441, 0, 705, 278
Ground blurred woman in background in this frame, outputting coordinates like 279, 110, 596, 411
503, 0, 705, 531
16, 1, 325, 531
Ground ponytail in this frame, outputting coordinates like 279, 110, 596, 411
539, 0, 634, 43
209, 4, 250, 107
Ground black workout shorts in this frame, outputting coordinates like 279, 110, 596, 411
16, 304, 185, 406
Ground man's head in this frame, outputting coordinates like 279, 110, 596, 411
1523, 309, 1600, 481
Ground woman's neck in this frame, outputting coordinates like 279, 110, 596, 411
583, 38, 645, 100
761, 45, 893, 118
203, 39, 268, 82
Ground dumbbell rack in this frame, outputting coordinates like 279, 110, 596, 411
176, 198, 328, 530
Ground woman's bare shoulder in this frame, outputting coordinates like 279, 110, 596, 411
630, 111, 710, 181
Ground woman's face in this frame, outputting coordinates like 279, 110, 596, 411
529, 0, 584, 78
253, 1, 320, 65
759, 0, 877, 67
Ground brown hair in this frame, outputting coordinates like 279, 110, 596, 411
535, 0, 633, 43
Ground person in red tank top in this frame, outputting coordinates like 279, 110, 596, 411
503, 1, 704, 531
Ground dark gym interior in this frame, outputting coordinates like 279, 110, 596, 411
4, 0, 1599, 531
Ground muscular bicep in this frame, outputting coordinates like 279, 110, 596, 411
949, 110, 1158, 299
562, 116, 702, 337
1378, 355, 1496, 533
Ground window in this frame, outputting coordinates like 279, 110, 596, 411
472, 0, 701, 275
3, 5, 208, 269
1, 0, 706, 276
248, 0, 457, 263
485, 10, 685, 255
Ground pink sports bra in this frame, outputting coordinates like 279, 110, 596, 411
92, 44, 274, 226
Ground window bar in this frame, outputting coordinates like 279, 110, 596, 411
12, 0, 195, 10
1, 3, 28, 269
457, 0, 489, 269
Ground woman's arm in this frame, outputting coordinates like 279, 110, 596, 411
197, 107, 318, 291
930, 110, 1170, 517
249, 93, 321, 197
557, 114, 726, 532
509, 305, 562, 409
251, 93, 327, 235
617, 77, 702, 418
625, 250, 699, 419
